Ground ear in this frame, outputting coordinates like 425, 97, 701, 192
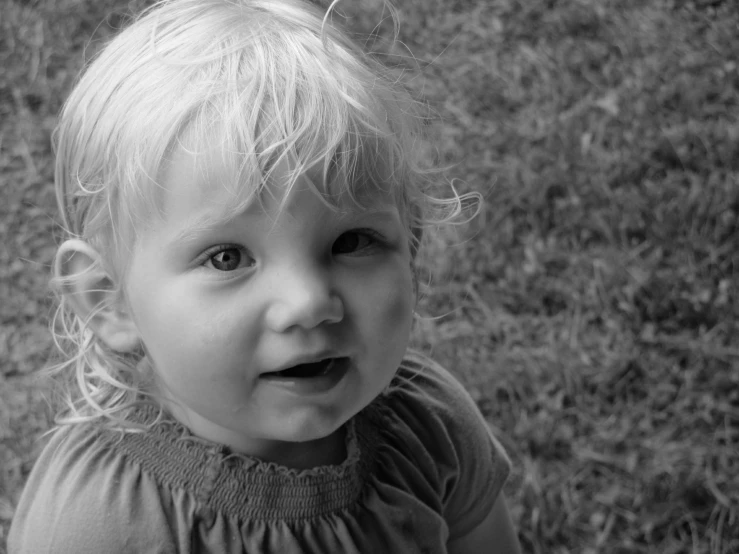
55, 239, 141, 353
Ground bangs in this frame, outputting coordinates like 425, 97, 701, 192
168, 24, 416, 224
57, 0, 430, 272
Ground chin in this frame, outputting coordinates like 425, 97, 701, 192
276, 410, 348, 444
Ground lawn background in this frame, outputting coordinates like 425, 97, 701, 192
1, 0, 737, 552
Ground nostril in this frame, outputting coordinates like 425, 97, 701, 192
265, 292, 344, 332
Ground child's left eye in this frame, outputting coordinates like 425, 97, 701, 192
332, 230, 381, 255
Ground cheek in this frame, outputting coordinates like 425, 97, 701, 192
384, 284, 414, 328
160, 301, 245, 359
126, 281, 221, 364
365, 262, 415, 337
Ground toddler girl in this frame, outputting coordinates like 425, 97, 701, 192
9, 0, 519, 552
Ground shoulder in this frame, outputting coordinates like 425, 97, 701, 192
382, 353, 508, 463
389, 353, 487, 414
374, 353, 512, 540
8, 424, 177, 554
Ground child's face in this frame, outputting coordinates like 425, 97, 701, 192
122, 143, 415, 457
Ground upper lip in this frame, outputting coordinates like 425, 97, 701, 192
265, 351, 343, 374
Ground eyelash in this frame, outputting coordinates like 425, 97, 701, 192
354, 228, 384, 242
332, 228, 385, 256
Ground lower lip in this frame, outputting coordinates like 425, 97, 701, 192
260, 357, 351, 395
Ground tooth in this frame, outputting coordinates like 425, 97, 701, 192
321, 359, 334, 375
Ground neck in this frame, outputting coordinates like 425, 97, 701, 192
158, 397, 348, 470
262, 429, 348, 469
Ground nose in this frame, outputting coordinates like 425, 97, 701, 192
264, 264, 344, 332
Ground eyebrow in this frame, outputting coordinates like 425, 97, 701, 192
167, 205, 401, 248
166, 204, 260, 247
336, 205, 399, 220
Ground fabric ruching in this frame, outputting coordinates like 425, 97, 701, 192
8, 363, 510, 554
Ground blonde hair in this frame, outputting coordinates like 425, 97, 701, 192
50, 0, 479, 428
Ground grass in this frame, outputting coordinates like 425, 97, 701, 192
1, 0, 737, 552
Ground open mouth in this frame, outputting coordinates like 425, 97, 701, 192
267, 357, 346, 379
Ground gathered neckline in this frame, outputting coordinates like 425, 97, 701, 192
110, 403, 381, 521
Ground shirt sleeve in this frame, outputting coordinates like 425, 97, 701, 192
386, 357, 512, 541
8, 426, 178, 554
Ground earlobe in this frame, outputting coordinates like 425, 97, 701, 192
55, 239, 141, 353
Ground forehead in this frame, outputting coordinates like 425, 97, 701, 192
157, 138, 400, 228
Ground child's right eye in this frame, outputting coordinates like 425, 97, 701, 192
202, 246, 254, 272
